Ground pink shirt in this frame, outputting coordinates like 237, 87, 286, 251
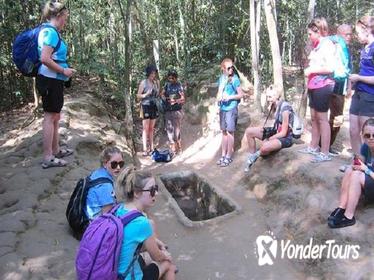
307, 38, 336, 89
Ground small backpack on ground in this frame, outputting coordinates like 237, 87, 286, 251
151, 148, 173, 162
66, 176, 113, 239
12, 24, 61, 77
275, 101, 304, 139
76, 204, 143, 280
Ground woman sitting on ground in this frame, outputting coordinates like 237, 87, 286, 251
244, 86, 293, 171
116, 167, 177, 280
85, 146, 125, 220
328, 118, 374, 228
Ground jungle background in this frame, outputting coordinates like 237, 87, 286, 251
2, 0, 374, 117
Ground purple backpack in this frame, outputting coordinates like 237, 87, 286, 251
76, 204, 143, 280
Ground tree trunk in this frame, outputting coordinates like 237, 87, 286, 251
250, 0, 262, 109
118, 0, 135, 153
264, 0, 284, 99
299, 0, 316, 118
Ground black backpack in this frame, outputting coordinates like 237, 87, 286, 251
66, 176, 113, 239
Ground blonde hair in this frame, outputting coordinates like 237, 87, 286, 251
100, 146, 123, 166
356, 16, 374, 35
116, 166, 154, 202
220, 58, 233, 70
308, 17, 329, 36
42, 1, 67, 21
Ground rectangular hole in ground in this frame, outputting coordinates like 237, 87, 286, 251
160, 173, 235, 221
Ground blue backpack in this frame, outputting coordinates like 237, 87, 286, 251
12, 24, 61, 77
327, 35, 350, 82
151, 148, 173, 162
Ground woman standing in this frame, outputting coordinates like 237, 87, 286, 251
37, 1, 76, 169
116, 167, 177, 280
137, 65, 160, 156
299, 17, 336, 163
349, 16, 374, 155
160, 69, 185, 154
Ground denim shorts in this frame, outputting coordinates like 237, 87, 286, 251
349, 91, 374, 117
219, 107, 238, 132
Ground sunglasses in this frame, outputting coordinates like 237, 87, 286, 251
110, 161, 125, 169
227, 66, 234, 71
140, 185, 159, 197
363, 133, 374, 139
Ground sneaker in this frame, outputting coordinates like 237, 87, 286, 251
244, 153, 259, 172
311, 152, 332, 163
328, 215, 356, 228
328, 149, 339, 157
220, 157, 233, 167
216, 156, 225, 165
327, 207, 345, 222
298, 146, 320, 155
339, 164, 350, 173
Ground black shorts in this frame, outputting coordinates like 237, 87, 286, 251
36, 75, 64, 113
139, 255, 159, 280
308, 84, 334, 113
278, 136, 293, 148
363, 174, 374, 202
142, 104, 158, 120
349, 91, 374, 117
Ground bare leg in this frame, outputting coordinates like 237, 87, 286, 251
310, 109, 320, 149
245, 127, 263, 153
260, 139, 282, 156
316, 111, 331, 154
344, 170, 365, 219
158, 261, 176, 280
148, 119, 156, 151
349, 114, 361, 155
142, 119, 150, 152
226, 131, 235, 158
338, 168, 353, 208
221, 131, 228, 157
43, 112, 56, 161
52, 113, 61, 155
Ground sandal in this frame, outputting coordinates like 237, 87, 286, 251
216, 156, 225, 165
220, 157, 233, 167
55, 148, 73, 159
42, 157, 67, 169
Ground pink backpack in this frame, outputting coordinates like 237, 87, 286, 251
76, 204, 143, 280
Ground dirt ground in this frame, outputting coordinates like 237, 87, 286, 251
0, 79, 373, 280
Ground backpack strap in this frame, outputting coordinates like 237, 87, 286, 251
119, 243, 143, 280
40, 24, 62, 53
118, 210, 144, 280
87, 177, 113, 189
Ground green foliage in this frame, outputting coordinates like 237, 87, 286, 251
1, 0, 374, 112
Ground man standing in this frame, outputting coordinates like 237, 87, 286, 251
329, 24, 353, 154
216, 58, 243, 167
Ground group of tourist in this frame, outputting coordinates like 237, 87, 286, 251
220, 17, 374, 229
33, 0, 374, 278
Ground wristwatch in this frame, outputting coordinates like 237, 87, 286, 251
364, 168, 373, 176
